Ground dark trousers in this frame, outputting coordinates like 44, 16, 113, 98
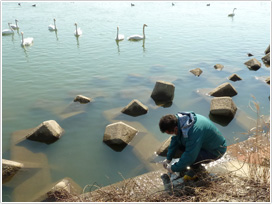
191, 149, 223, 169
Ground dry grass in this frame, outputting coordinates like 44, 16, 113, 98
50, 98, 270, 202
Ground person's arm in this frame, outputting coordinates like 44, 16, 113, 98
171, 136, 202, 172
166, 136, 179, 161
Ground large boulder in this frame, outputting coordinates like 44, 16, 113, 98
103, 122, 138, 151
214, 64, 224, 71
228, 74, 242, 82
151, 81, 175, 106
210, 97, 237, 118
190, 68, 203, 77
244, 58, 261, 70
26, 120, 64, 144
121, 99, 148, 117
74, 95, 92, 104
2, 159, 24, 183
262, 53, 270, 65
209, 82, 238, 97
156, 137, 183, 158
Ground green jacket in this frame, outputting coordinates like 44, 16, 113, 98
167, 112, 227, 172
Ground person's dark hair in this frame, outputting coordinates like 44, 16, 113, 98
159, 114, 178, 133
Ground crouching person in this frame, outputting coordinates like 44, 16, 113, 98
159, 111, 227, 180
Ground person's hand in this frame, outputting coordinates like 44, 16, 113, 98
163, 159, 171, 169
166, 164, 173, 173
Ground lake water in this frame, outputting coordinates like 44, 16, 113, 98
1, 1, 270, 202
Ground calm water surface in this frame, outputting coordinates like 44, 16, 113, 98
1, 1, 270, 202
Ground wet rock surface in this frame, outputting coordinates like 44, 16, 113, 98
2, 159, 24, 183
190, 68, 203, 77
151, 80, 175, 106
121, 99, 148, 117
209, 82, 238, 97
25, 120, 64, 144
210, 96, 237, 118
244, 58, 261, 70
103, 121, 138, 151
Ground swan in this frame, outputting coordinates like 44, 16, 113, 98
228, 8, 237, 17
74, 23, 82, 37
21, 31, 33, 46
128, 24, 147, 41
2, 23, 14, 35
48, 19, 57, 31
115, 26, 124, 41
10, 19, 19, 30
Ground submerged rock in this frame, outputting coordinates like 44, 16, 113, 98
214, 64, 224, 71
244, 58, 261, 70
151, 80, 175, 106
103, 121, 138, 151
210, 97, 237, 118
26, 120, 64, 144
190, 68, 203, 77
74, 95, 92, 104
262, 53, 270, 65
121, 99, 148, 117
209, 82, 238, 97
2, 159, 24, 183
34, 177, 83, 202
265, 45, 270, 54
265, 77, 270, 85
228, 74, 242, 82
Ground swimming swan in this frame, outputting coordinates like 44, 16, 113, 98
228, 8, 237, 17
48, 19, 57, 31
128, 24, 147, 40
74, 23, 82, 36
2, 23, 14, 35
21, 31, 33, 46
10, 19, 19, 30
115, 26, 124, 41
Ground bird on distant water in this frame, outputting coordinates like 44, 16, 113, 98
115, 26, 124, 41
2, 23, 14, 35
128, 24, 147, 41
18, 3, 21, 6
74, 23, 82, 37
131, 3, 135, 6
10, 19, 19, 30
32, 4, 36, 7
207, 3, 210, 6
48, 19, 57, 31
247, 53, 253, 57
172, 2, 175, 6
21, 31, 34, 46
228, 8, 237, 17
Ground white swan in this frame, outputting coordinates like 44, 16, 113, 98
128, 24, 147, 40
21, 31, 33, 46
2, 23, 14, 35
10, 19, 19, 30
48, 19, 57, 31
74, 23, 82, 36
228, 8, 237, 17
115, 26, 124, 41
